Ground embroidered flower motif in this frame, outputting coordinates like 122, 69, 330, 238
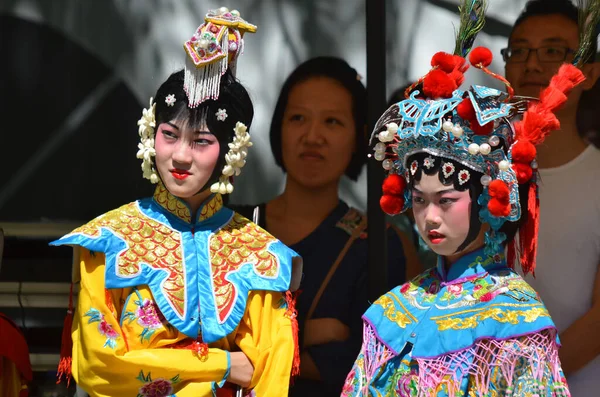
84, 308, 119, 349
136, 299, 163, 329
165, 94, 176, 107
122, 291, 165, 343
210, 122, 252, 194
458, 169, 471, 185
400, 283, 411, 294
215, 108, 228, 121
447, 284, 463, 296
136, 98, 159, 184
442, 162, 455, 178
341, 369, 357, 396
479, 292, 494, 302
410, 160, 419, 175
136, 370, 179, 397
423, 156, 435, 169
395, 366, 418, 396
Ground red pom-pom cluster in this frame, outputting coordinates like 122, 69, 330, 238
422, 52, 468, 99
456, 97, 493, 136
511, 140, 536, 183
380, 174, 406, 215
487, 179, 511, 217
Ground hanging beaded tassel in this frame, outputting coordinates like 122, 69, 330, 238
184, 32, 229, 108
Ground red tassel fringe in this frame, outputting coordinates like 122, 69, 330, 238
515, 64, 585, 145
56, 283, 74, 386
519, 183, 539, 276
284, 290, 301, 383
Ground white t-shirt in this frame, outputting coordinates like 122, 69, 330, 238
525, 145, 600, 396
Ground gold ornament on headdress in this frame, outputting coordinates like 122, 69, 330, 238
183, 7, 256, 107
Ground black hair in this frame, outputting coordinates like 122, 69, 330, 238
511, 0, 597, 63
406, 152, 529, 252
153, 69, 253, 190
269, 56, 367, 181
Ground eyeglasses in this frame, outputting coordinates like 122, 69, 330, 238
500, 46, 575, 63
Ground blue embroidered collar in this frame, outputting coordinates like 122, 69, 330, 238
436, 247, 506, 284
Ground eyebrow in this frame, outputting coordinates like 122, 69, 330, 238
165, 122, 213, 135
412, 187, 457, 195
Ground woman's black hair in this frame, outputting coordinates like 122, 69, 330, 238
269, 56, 367, 181
152, 69, 253, 190
407, 152, 529, 251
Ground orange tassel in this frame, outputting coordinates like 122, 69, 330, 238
56, 283, 74, 386
284, 290, 301, 382
519, 183, 539, 276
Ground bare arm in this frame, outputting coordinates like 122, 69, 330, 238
558, 260, 600, 374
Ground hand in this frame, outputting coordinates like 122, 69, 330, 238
227, 351, 254, 388
303, 318, 350, 347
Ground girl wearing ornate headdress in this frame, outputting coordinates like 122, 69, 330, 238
51, 7, 302, 397
340, 0, 598, 395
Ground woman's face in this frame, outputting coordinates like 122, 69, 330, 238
281, 77, 357, 189
154, 119, 221, 201
412, 172, 482, 260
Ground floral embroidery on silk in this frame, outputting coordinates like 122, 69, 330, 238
84, 308, 120, 349
136, 370, 180, 397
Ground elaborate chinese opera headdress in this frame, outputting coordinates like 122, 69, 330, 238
372, 0, 596, 275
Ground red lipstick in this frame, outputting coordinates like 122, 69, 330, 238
170, 169, 191, 180
428, 231, 445, 244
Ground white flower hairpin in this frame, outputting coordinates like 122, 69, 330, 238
136, 98, 159, 184
210, 122, 252, 194
165, 94, 176, 107
216, 108, 228, 121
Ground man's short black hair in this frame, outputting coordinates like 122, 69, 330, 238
511, 0, 597, 61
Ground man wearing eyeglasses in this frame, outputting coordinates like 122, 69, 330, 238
503, 1, 600, 395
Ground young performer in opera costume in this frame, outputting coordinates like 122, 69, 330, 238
341, 1, 598, 395
51, 7, 302, 397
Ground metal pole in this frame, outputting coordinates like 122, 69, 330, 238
366, 0, 388, 301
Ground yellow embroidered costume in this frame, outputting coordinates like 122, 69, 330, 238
51, 6, 302, 396
53, 185, 300, 396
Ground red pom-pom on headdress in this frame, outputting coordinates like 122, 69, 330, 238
456, 98, 476, 121
382, 174, 406, 195
469, 47, 493, 67
487, 180, 511, 217
512, 163, 533, 184
431, 52, 458, 73
423, 69, 457, 99
380, 195, 405, 215
470, 120, 494, 136
469, 46, 515, 99
380, 174, 407, 215
511, 140, 536, 163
